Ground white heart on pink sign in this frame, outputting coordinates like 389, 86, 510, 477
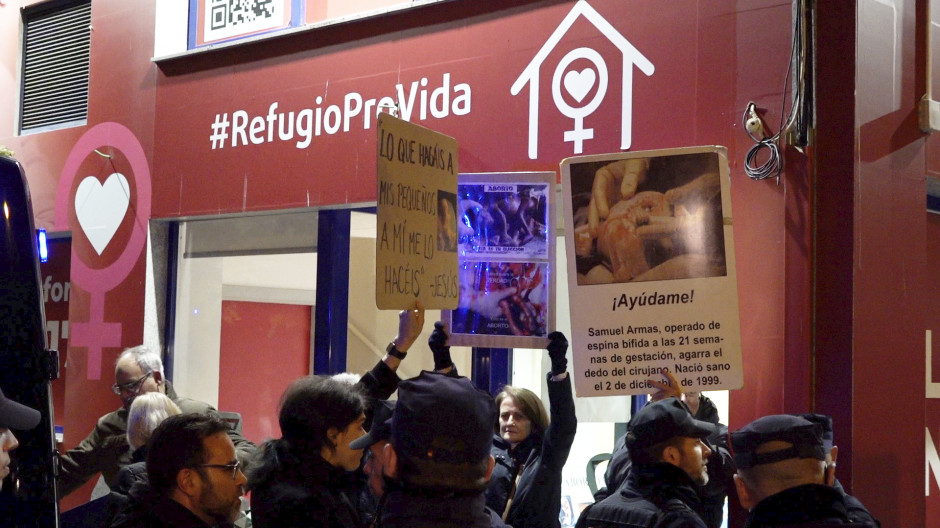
75, 173, 130, 255
563, 68, 596, 103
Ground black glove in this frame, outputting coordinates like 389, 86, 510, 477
429, 322, 453, 371
547, 331, 568, 376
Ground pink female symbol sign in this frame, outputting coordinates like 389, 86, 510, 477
55, 122, 152, 380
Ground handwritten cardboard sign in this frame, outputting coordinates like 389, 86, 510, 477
375, 113, 459, 309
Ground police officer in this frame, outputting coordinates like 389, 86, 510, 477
0, 386, 40, 491
579, 397, 715, 528
379, 372, 508, 528
730, 414, 880, 527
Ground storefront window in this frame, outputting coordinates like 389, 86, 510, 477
169, 210, 318, 444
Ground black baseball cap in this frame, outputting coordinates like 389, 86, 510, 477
730, 414, 826, 469
798, 413, 834, 451
626, 397, 716, 453
350, 400, 395, 450
391, 371, 496, 465
0, 386, 40, 430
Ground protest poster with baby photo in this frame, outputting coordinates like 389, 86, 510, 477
445, 172, 556, 349
560, 146, 743, 397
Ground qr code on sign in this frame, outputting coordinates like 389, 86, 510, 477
209, 0, 277, 31
203, 0, 286, 44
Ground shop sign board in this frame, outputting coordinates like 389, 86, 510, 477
559, 146, 743, 396
154, 0, 703, 218
189, 0, 449, 49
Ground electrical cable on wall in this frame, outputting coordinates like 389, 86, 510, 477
742, 0, 808, 183
742, 102, 781, 181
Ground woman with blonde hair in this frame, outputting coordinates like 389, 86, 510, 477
484, 332, 577, 528
106, 392, 183, 522
125, 392, 182, 452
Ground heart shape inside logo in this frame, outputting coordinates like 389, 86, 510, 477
563, 68, 596, 103
75, 173, 130, 256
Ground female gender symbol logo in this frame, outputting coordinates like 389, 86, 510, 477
551, 47, 609, 154
55, 122, 152, 380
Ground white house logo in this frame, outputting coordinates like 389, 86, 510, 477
511, 1, 654, 159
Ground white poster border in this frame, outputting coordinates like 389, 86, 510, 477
560, 146, 743, 397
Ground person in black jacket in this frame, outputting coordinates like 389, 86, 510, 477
731, 414, 880, 527
346, 321, 470, 527
106, 392, 183, 525
485, 331, 577, 528
379, 371, 509, 528
578, 397, 715, 528
0, 385, 40, 491
797, 413, 880, 527
109, 414, 247, 528
683, 391, 719, 425
248, 375, 369, 528
109, 392, 182, 496
592, 421, 735, 528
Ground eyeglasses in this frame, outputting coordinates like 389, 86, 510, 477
196, 461, 241, 480
111, 371, 153, 396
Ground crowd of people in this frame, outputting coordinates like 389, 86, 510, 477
0, 306, 883, 527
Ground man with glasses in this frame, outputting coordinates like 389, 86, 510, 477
110, 413, 248, 528
58, 345, 256, 497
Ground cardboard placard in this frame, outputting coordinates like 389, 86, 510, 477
375, 113, 459, 309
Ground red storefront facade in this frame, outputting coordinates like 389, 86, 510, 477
2, 0, 938, 525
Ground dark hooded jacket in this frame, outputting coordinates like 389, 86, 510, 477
577, 462, 707, 528
691, 394, 719, 425
249, 441, 363, 528
108, 480, 232, 528
109, 446, 148, 498
745, 484, 880, 528
248, 359, 400, 528
485, 372, 577, 528
380, 487, 510, 528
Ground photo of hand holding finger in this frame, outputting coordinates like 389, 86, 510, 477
570, 153, 727, 286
